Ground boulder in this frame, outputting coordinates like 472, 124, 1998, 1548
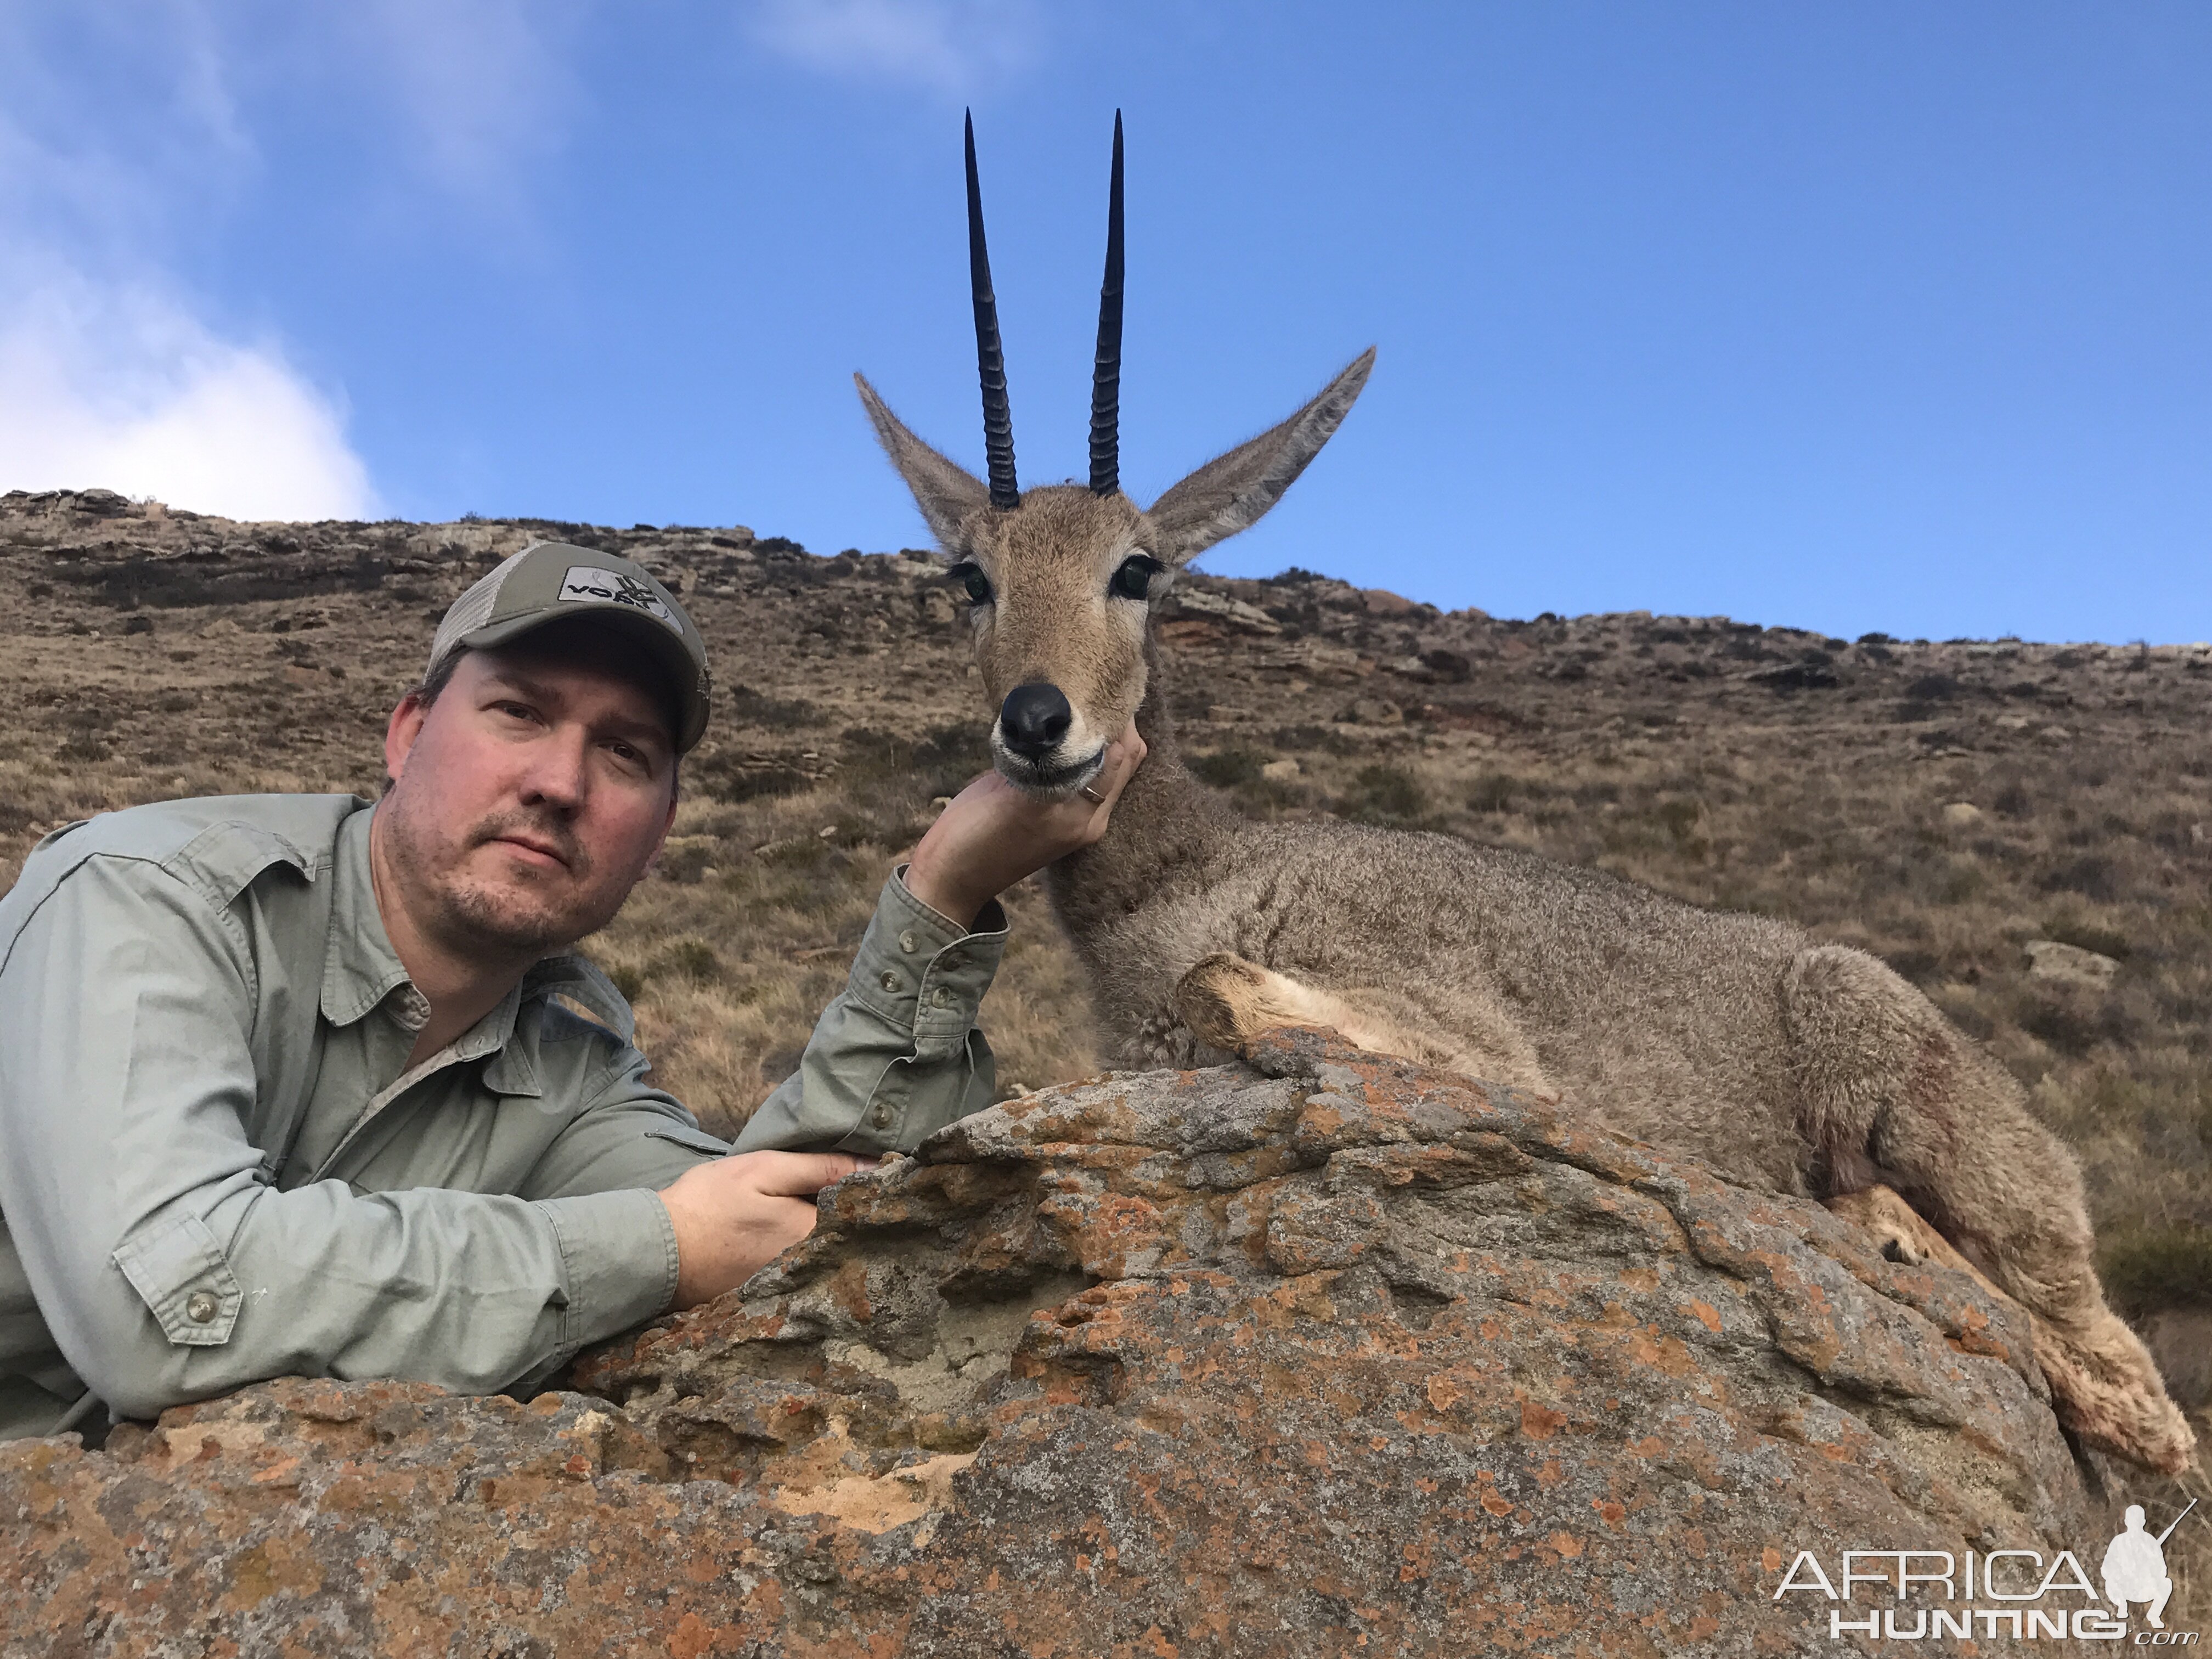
1, 1031, 2118, 1656
1361, 588, 1420, 617
2026, 938, 2122, 991
1160, 585, 1283, 636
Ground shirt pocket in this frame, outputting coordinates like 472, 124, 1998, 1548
111, 1210, 242, 1346
642, 1125, 733, 1158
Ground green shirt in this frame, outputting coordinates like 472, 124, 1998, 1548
0, 794, 1005, 1441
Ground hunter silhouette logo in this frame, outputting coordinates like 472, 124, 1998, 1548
557, 566, 682, 635
1772, 1498, 2202, 1642
2107, 1499, 2194, 1631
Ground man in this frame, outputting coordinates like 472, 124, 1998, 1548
0, 541, 1141, 1442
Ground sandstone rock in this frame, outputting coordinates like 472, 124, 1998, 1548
1283, 636, 1369, 683
1940, 801, 1983, 827
1161, 585, 1282, 635
1361, 588, 1419, 616
1419, 647, 1472, 682
654, 834, 722, 884
0, 1032, 2118, 1655
2026, 938, 2121, 990
1746, 661, 1840, 691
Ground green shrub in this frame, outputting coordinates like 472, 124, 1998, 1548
724, 684, 825, 727
2098, 1226, 2212, 1316
691, 753, 815, 804
1270, 723, 1361, 757
653, 939, 725, 983
839, 723, 989, 789
1468, 772, 1516, 813
1340, 764, 1426, 826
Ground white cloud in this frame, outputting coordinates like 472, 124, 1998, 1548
0, 274, 379, 521
748, 0, 1046, 96
0, 1, 608, 526
0, 1, 427, 522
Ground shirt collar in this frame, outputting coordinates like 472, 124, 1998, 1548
320, 806, 415, 1028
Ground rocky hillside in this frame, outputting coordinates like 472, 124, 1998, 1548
0, 1031, 2138, 1655
1, 484, 2207, 1414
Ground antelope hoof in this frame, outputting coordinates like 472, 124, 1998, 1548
2035, 1310, 2199, 1476
1174, 952, 1281, 1051
1825, 1186, 1936, 1268
1827, 1188, 2198, 1474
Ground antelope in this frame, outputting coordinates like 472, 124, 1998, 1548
851, 113, 2192, 1475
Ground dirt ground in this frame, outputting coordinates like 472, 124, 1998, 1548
4, 484, 2207, 1524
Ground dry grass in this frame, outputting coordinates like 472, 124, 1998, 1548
4, 492, 2207, 1485
582, 784, 1100, 1138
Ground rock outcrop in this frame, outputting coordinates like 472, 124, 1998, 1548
2, 1031, 2119, 1656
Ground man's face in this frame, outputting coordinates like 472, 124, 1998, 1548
376, 639, 679, 962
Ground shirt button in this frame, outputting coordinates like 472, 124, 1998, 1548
932, 986, 953, 1008
185, 1291, 219, 1324
871, 1104, 893, 1128
878, 971, 902, 993
898, 931, 919, 955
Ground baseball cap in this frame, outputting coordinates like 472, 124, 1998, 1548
425, 541, 712, 752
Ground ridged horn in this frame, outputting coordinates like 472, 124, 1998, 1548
965, 111, 1018, 509
1089, 110, 1125, 496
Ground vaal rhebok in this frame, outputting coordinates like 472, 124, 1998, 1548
852, 111, 2191, 1475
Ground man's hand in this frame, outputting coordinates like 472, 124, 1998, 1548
903, 723, 1147, 927
658, 1151, 871, 1310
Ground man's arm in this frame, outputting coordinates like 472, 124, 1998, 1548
514, 1046, 869, 1313
732, 724, 1147, 1155
0, 856, 677, 1419
731, 870, 1006, 1154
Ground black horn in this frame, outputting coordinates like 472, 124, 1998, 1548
966, 111, 1019, 509
1088, 111, 1125, 496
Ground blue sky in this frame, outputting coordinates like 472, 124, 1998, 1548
2, 3, 2208, 642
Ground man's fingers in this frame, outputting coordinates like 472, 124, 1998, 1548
735, 1149, 874, 1197
1076, 724, 1147, 831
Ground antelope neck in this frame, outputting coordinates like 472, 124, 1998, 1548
1041, 634, 1236, 950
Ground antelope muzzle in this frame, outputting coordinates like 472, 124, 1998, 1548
994, 681, 1101, 795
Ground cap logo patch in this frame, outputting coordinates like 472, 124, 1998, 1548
557, 565, 683, 635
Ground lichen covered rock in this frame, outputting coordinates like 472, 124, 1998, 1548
2, 1031, 2113, 1656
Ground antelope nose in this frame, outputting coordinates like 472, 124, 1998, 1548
1000, 683, 1073, 758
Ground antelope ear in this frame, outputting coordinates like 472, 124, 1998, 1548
1146, 348, 1374, 567
855, 373, 994, 550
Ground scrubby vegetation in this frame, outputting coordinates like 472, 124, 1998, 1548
3, 490, 2207, 1516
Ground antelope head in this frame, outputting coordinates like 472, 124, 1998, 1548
857, 112, 1375, 798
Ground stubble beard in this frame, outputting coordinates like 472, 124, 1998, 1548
385, 797, 612, 962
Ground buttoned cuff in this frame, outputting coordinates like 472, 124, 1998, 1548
535, 1186, 684, 1346
844, 867, 1008, 1044
731, 871, 1009, 1156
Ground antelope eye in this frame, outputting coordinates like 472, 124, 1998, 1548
1110, 555, 1161, 602
951, 562, 993, 605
